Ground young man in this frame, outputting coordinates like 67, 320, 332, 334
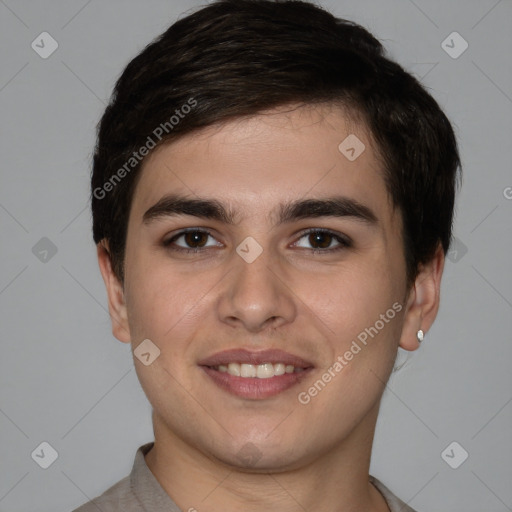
76, 1, 460, 510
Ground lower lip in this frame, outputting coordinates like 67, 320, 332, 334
200, 366, 312, 399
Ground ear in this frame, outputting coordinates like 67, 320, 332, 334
96, 240, 131, 344
399, 243, 445, 351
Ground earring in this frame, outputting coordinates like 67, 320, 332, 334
417, 329, 424, 343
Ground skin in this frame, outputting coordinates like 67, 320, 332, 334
97, 103, 444, 512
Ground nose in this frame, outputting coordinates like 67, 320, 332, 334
216, 246, 297, 333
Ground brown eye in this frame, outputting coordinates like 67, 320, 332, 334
309, 231, 333, 249
294, 229, 351, 252
163, 229, 222, 252
183, 231, 209, 248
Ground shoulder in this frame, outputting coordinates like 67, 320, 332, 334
369, 475, 419, 512
71, 475, 137, 512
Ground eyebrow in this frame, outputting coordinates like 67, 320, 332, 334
142, 193, 378, 226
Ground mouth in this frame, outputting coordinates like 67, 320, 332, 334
210, 362, 306, 378
198, 349, 314, 399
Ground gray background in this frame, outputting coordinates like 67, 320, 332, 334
0, 0, 511, 511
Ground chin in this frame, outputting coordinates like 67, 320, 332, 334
206, 434, 308, 473
218, 448, 301, 473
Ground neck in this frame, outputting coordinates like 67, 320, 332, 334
144, 402, 390, 512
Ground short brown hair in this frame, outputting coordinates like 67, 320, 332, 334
91, 0, 461, 284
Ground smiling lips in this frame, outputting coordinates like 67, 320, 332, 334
198, 348, 314, 399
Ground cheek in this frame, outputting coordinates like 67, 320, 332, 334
123, 256, 224, 383
125, 272, 201, 342
313, 262, 398, 318
123, 266, 207, 405
305, 263, 404, 361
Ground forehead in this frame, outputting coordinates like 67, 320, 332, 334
129, 103, 393, 226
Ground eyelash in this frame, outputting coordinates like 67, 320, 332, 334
162, 228, 352, 254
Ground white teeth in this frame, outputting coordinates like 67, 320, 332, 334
227, 362, 241, 376
256, 363, 274, 379
240, 363, 256, 377
273, 363, 285, 376
214, 362, 303, 378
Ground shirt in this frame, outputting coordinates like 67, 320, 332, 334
72, 442, 418, 512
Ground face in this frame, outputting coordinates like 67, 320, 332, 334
101, 103, 431, 471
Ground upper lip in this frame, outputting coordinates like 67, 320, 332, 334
198, 349, 314, 368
